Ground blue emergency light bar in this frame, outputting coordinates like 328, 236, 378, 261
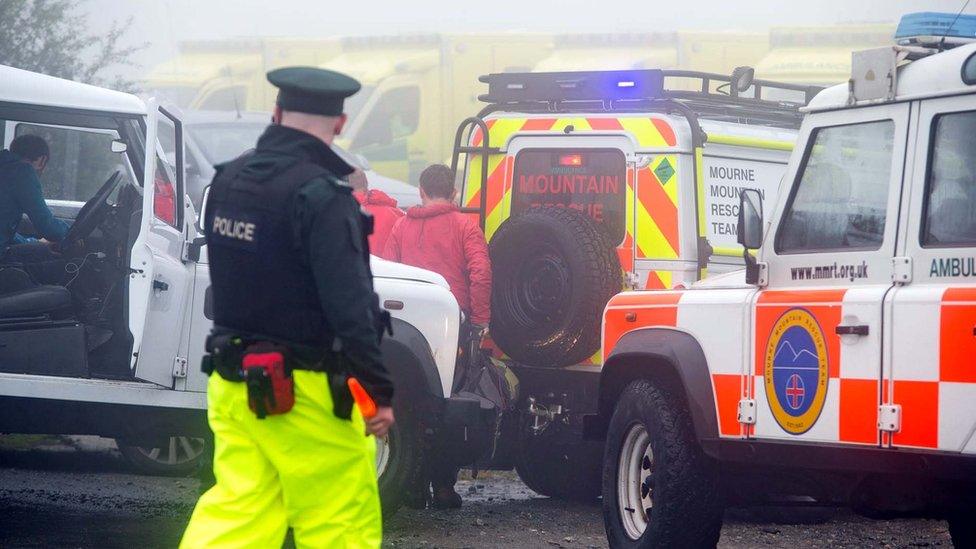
478, 70, 665, 104
896, 12, 976, 41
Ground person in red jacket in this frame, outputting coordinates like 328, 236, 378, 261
383, 164, 491, 328
349, 168, 404, 254
383, 164, 491, 508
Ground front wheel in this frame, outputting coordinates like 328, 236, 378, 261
118, 436, 207, 476
375, 406, 425, 517
602, 379, 723, 548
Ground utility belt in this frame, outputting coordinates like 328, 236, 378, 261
201, 331, 355, 421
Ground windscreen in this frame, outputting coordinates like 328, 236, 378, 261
512, 148, 627, 245
189, 122, 266, 165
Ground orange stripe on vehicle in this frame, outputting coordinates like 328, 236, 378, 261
891, 380, 939, 449
484, 157, 514, 240
650, 118, 677, 147
588, 117, 624, 130
645, 271, 667, 290
941, 287, 976, 383
712, 373, 743, 437
521, 118, 557, 131
607, 292, 682, 308
944, 287, 976, 302
757, 289, 847, 304
465, 188, 481, 210
617, 233, 634, 274
636, 168, 680, 256
839, 378, 879, 444
604, 298, 680, 357
484, 156, 511, 215
470, 119, 497, 147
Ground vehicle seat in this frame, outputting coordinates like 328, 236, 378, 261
0, 285, 73, 319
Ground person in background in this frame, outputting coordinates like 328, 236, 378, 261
349, 168, 404, 254
383, 163, 491, 508
0, 135, 68, 262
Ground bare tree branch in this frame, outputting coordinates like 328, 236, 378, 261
0, 0, 146, 91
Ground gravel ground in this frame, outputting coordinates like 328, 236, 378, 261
0, 435, 954, 548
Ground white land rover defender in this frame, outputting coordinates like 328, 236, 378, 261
594, 16, 976, 548
0, 66, 470, 514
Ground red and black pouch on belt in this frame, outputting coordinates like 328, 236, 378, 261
242, 344, 294, 419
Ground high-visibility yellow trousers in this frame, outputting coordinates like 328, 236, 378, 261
180, 370, 382, 549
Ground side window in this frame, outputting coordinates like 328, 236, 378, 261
776, 121, 895, 253
351, 86, 420, 149
154, 115, 179, 227
15, 123, 133, 202
922, 111, 976, 247
197, 86, 246, 112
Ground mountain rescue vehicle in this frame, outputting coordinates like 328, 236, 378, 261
594, 14, 976, 548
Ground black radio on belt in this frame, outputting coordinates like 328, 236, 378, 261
202, 331, 357, 421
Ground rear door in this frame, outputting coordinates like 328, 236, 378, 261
888, 95, 976, 453
507, 135, 634, 271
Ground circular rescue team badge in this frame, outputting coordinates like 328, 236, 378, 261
763, 308, 829, 435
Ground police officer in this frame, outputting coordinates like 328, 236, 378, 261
181, 67, 394, 548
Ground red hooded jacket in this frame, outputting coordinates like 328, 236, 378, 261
383, 202, 492, 325
354, 189, 404, 255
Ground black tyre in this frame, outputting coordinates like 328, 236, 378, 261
490, 206, 620, 367
376, 405, 425, 518
516, 427, 603, 502
118, 436, 207, 477
602, 380, 723, 548
949, 510, 976, 548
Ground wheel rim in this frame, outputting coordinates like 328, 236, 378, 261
375, 434, 391, 478
617, 423, 654, 540
505, 244, 571, 329
133, 436, 205, 466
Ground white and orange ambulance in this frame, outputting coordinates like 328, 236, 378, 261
594, 15, 976, 548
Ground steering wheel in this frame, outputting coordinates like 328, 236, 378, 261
58, 170, 123, 252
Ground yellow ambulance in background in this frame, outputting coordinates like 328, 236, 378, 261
532, 31, 768, 75
326, 33, 553, 183
143, 40, 264, 108
144, 38, 342, 112
754, 24, 894, 86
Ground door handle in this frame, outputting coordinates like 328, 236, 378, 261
835, 324, 869, 336
153, 279, 169, 292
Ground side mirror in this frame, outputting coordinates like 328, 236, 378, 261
736, 189, 763, 250
196, 184, 212, 233
111, 140, 128, 153
737, 188, 764, 285
731, 66, 755, 94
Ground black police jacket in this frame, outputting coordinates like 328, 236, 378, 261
205, 124, 393, 406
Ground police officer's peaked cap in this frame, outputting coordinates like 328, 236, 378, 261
267, 66, 361, 116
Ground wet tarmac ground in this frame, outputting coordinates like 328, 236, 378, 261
0, 436, 954, 548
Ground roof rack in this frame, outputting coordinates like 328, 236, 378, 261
477, 69, 823, 129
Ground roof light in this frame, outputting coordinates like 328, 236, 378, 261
896, 12, 976, 46
617, 80, 636, 88
559, 154, 583, 167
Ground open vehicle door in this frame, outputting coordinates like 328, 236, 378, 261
128, 103, 194, 387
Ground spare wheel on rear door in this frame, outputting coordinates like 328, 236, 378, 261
489, 206, 620, 367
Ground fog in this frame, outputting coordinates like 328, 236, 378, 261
87, 0, 964, 77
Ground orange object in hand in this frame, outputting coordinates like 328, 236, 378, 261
347, 377, 377, 419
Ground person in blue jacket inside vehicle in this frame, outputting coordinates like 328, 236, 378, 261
0, 134, 69, 263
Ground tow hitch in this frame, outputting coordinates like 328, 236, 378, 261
526, 395, 569, 434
